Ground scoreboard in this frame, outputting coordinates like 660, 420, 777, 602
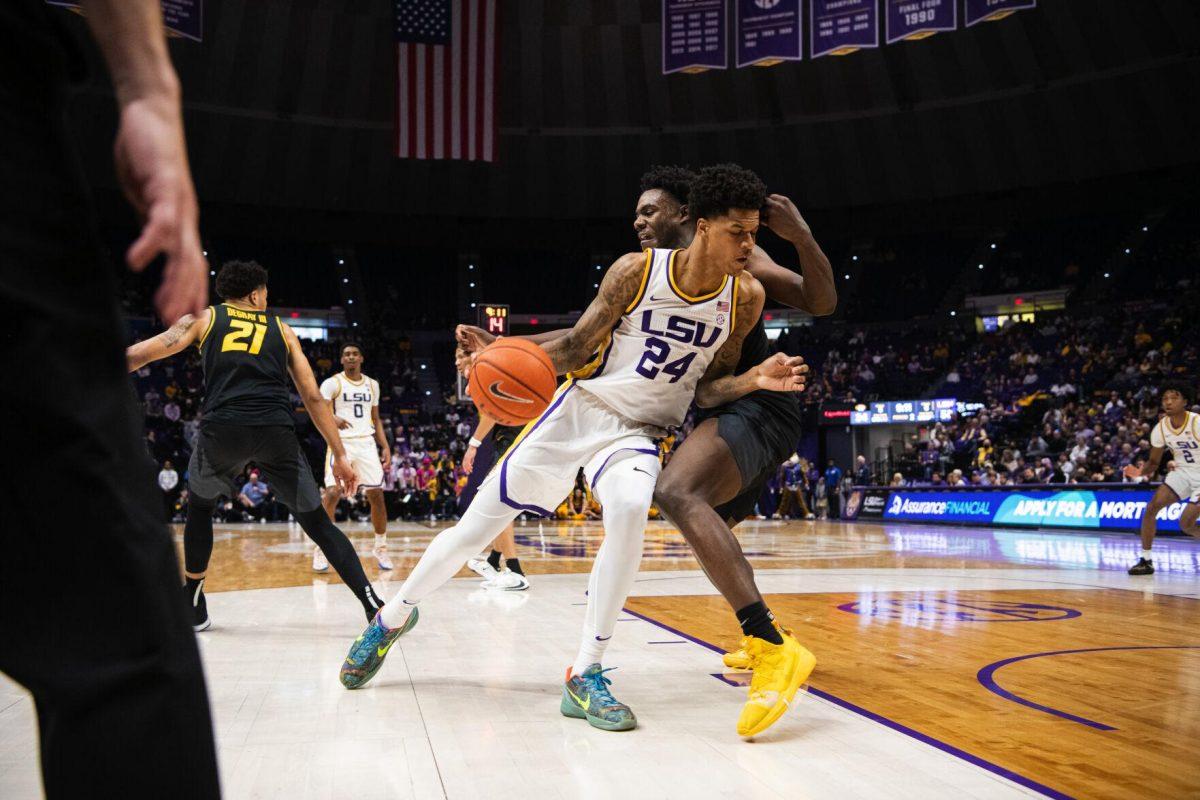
849, 398, 958, 425
478, 304, 509, 336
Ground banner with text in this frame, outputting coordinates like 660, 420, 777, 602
736, 0, 802, 68
964, 0, 1035, 28
663, 0, 729, 74
879, 488, 1189, 531
810, 0, 877, 58
885, 0, 956, 43
47, 0, 203, 41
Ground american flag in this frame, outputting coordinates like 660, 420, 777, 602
394, 0, 498, 162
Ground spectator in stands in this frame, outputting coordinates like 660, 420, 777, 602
158, 460, 180, 522
238, 472, 277, 522
889, 472, 905, 487
854, 455, 872, 486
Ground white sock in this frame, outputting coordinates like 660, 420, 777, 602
379, 483, 517, 629
1141, 549, 1153, 560
571, 456, 656, 677
375, 533, 387, 548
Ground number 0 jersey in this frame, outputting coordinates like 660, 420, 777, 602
574, 248, 737, 429
319, 372, 380, 439
197, 303, 295, 427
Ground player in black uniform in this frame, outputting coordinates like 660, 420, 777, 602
127, 261, 384, 628
456, 165, 836, 734
462, 413, 529, 590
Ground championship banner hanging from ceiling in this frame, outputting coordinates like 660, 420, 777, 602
885, 0, 956, 44
810, 0, 878, 58
663, 0, 729, 74
735, 0, 802, 68
46, 0, 203, 41
964, 0, 1036, 27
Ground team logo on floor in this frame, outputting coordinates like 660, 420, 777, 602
838, 598, 1082, 623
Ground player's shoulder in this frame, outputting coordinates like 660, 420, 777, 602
735, 269, 765, 307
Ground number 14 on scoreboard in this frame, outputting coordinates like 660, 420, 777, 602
479, 304, 509, 336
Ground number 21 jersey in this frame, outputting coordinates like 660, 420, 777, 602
197, 303, 295, 426
574, 248, 737, 429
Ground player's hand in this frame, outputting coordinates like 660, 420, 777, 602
462, 445, 477, 475
1122, 464, 1142, 481
115, 96, 208, 323
335, 416, 352, 430
456, 325, 496, 355
380, 447, 392, 469
332, 452, 359, 496
754, 353, 808, 393
761, 194, 812, 243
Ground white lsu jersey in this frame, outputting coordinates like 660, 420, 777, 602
319, 372, 379, 439
1151, 410, 1200, 476
573, 248, 737, 429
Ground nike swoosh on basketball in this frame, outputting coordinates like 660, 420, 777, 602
489, 380, 533, 404
568, 687, 591, 712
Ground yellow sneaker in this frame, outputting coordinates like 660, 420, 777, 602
736, 631, 816, 738
722, 625, 792, 671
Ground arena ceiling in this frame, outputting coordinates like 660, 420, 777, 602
63, 0, 1199, 226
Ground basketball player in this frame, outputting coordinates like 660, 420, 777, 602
2, 1, 219, 795
463, 412, 531, 590
1123, 382, 1200, 575
457, 164, 836, 736
127, 260, 384, 628
341, 165, 812, 735
314, 343, 394, 572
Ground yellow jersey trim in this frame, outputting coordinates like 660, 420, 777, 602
667, 249, 728, 304
624, 249, 653, 313
197, 306, 217, 348
730, 277, 740, 332
341, 371, 367, 386
1165, 414, 1188, 436
275, 317, 291, 356
568, 336, 609, 381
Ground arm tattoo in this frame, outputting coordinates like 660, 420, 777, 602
543, 253, 646, 374
160, 314, 195, 347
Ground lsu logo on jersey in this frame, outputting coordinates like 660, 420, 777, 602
342, 391, 372, 403
638, 310, 723, 347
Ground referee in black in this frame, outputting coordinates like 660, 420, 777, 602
1, 1, 219, 798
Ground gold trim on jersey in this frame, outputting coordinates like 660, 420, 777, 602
1165, 413, 1188, 436
340, 371, 368, 386
624, 249, 653, 313
197, 306, 217, 348
730, 276, 740, 332
667, 249, 728, 304
275, 317, 291, 356
568, 337, 608, 381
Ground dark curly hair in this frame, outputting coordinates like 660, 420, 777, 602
1161, 380, 1196, 406
215, 260, 268, 300
639, 165, 695, 207
687, 163, 766, 222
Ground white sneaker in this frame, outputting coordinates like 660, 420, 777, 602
374, 545, 394, 571
467, 557, 500, 582
484, 570, 530, 591
312, 546, 329, 573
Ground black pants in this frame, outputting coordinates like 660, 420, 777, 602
0, 13, 220, 797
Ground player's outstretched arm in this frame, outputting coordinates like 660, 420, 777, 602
749, 194, 837, 316
281, 323, 358, 496
462, 413, 498, 475
539, 252, 647, 375
694, 275, 808, 408
125, 309, 208, 372
1124, 447, 1164, 481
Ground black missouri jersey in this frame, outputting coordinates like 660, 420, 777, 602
197, 303, 295, 426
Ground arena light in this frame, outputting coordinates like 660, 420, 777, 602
469, 282, 475, 288
209, 270, 215, 276
852, 255, 858, 261
202, 250, 208, 257
990, 243, 997, 249
342, 278, 348, 284
595, 265, 602, 270
290, 312, 299, 318
1142, 226, 1148, 232
338, 259, 344, 265
1104, 272, 1111, 278
1124, 248, 1131, 254
978, 263, 984, 269
469, 264, 475, 270
1014, 297, 1024, 305
844, 274, 850, 280
950, 311, 957, 317
471, 302, 476, 307
530, 317, 540, 325
594, 283, 599, 288
347, 299, 353, 304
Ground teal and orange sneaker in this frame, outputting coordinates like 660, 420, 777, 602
339, 607, 419, 689
560, 664, 637, 731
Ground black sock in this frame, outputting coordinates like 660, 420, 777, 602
505, 558, 524, 576
294, 507, 382, 620
487, 549, 502, 570
736, 601, 783, 644
183, 495, 217, 575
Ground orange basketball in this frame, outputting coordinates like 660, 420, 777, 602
468, 338, 557, 426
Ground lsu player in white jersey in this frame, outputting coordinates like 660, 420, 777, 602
1124, 381, 1200, 574
339, 164, 810, 733
315, 343, 394, 571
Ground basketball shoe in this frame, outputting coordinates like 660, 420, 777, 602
484, 570, 530, 591
560, 665, 637, 731
312, 546, 329, 573
723, 623, 794, 670
467, 556, 500, 582
374, 544, 394, 571
184, 579, 210, 632
737, 631, 816, 738
1128, 557, 1154, 575
339, 607, 419, 689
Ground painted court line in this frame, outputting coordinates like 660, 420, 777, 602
620, 604, 1073, 800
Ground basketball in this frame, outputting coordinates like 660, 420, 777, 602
468, 338, 556, 426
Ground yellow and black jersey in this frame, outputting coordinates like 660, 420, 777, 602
197, 303, 295, 427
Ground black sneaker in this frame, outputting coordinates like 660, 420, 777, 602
185, 580, 211, 631
1128, 557, 1154, 576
